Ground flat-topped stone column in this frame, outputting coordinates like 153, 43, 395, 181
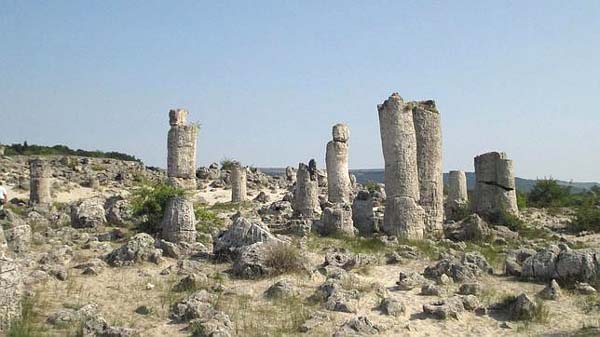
29, 159, 51, 205
472, 152, 518, 221
378, 93, 425, 239
412, 101, 444, 238
162, 108, 198, 243
446, 170, 469, 218
326, 123, 352, 203
231, 162, 247, 203
292, 162, 319, 219
167, 108, 198, 190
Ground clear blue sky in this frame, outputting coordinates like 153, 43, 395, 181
1, 1, 599, 182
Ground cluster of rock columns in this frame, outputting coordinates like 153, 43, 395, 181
231, 162, 247, 203
413, 101, 444, 237
377, 93, 426, 239
446, 170, 469, 218
472, 152, 518, 220
29, 158, 51, 205
161, 109, 198, 243
292, 162, 319, 219
326, 124, 352, 203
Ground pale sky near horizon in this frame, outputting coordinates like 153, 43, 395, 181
1, 1, 599, 182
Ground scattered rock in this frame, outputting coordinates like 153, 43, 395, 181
106, 233, 162, 267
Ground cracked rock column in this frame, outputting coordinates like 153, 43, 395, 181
0, 254, 23, 332
326, 123, 352, 203
446, 170, 469, 218
378, 93, 425, 239
231, 162, 247, 203
292, 162, 319, 219
29, 159, 51, 205
167, 109, 198, 190
472, 152, 518, 221
412, 101, 444, 238
162, 108, 198, 243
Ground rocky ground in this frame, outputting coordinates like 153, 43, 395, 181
1, 155, 600, 337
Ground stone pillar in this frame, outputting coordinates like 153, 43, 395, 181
0, 145, 5, 156
161, 197, 197, 243
472, 152, 518, 221
377, 93, 425, 239
167, 108, 198, 190
292, 162, 319, 219
29, 159, 51, 205
285, 166, 296, 183
319, 203, 354, 236
0, 254, 23, 332
162, 109, 198, 243
326, 124, 352, 203
446, 170, 469, 219
231, 162, 247, 203
352, 190, 376, 235
412, 101, 444, 238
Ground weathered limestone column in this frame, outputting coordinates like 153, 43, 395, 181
0, 254, 23, 332
0, 145, 5, 156
167, 109, 198, 190
231, 162, 247, 203
292, 162, 319, 219
378, 93, 425, 239
29, 159, 51, 205
285, 166, 296, 183
446, 170, 469, 218
326, 124, 352, 203
352, 190, 376, 235
412, 101, 444, 238
472, 152, 518, 221
162, 109, 198, 243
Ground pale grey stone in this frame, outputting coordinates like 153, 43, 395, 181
326, 124, 352, 204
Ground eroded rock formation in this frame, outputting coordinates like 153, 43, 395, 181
293, 162, 319, 219
472, 152, 518, 221
326, 124, 351, 204
231, 162, 247, 203
29, 158, 51, 205
446, 170, 469, 219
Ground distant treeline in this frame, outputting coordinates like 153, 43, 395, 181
2, 142, 141, 162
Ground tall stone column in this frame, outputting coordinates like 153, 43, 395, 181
231, 162, 247, 203
472, 152, 518, 221
446, 170, 469, 218
167, 109, 198, 190
162, 108, 198, 243
326, 124, 351, 203
292, 162, 319, 219
412, 101, 444, 238
29, 159, 51, 205
377, 93, 425, 239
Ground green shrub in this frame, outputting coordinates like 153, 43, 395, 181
194, 207, 224, 234
130, 183, 186, 235
264, 243, 307, 275
7, 296, 49, 337
571, 204, 600, 233
517, 192, 528, 209
527, 178, 572, 208
4, 142, 140, 162
363, 181, 380, 194
220, 158, 236, 171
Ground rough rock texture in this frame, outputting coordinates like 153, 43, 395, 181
161, 197, 197, 243
0, 254, 23, 331
352, 191, 376, 235
509, 293, 537, 321
333, 316, 381, 337
446, 170, 469, 218
424, 252, 493, 283
472, 152, 518, 220
213, 217, 280, 258
319, 203, 354, 236
423, 296, 465, 320
377, 93, 425, 239
4, 225, 32, 254
29, 158, 52, 205
521, 245, 600, 283
293, 162, 319, 219
106, 233, 162, 267
167, 108, 198, 190
326, 124, 352, 204
230, 162, 247, 203
539, 279, 561, 300
412, 101, 444, 238
231, 241, 279, 279
445, 214, 491, 242
104, 196, 133, 227
71, 198, 107, 229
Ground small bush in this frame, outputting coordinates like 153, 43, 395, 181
220, 158, 236, 171
527, 178, 572, 208
517, 192, 528, 209
130, 182, 186, 235
363, 181, 380, 194
264, 243, 307, 275
447, 203, 472, 222
571, 204, 600, 233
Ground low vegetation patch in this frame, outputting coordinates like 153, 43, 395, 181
264, 243, 308, 275
3, 142, 140, 162
130, 182, 186, 234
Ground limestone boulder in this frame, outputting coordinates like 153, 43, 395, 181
71, 198, 107, 229
106, 233, 162, 267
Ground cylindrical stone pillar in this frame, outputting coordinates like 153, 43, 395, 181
326, 124, 351, 203
412, 101, 444, 238
377, 93, 425, 239
161, 197, 197, 243
448, 170, 468, 205
472, 152, 519, 221
167, 108, 198, 190
29, 159, 51, 205
293, 162, 319, 219
231, 163, 247, 203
